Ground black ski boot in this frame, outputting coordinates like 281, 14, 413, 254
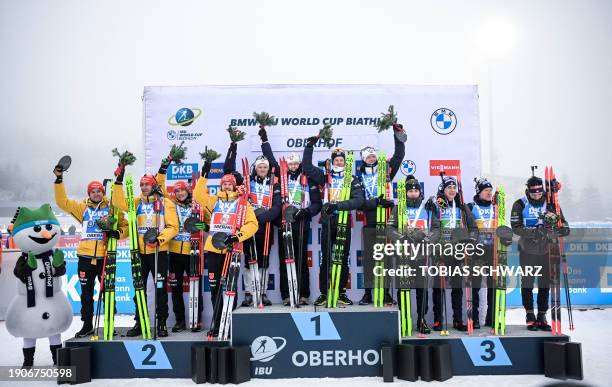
338, 293, 353, 305
22, 347, 34, 368
526, 312, 538, 331
417, 318, 431, 334
358, 291, 372, 305
157, 318, 169, 338
262, 294, 272, 306
314, 294, 327, 306
126, 321, 142, 337
241, 293, 254, 307
191, 321, 203, 332
384, 292, 394, 306
536, 313, 552, 332
172, 320, 186, 333
484, 317, 492, 327
472, 318, 481, 329
453, 320, 468, 332
75, 320, 94, 338
50, 344, 62, 366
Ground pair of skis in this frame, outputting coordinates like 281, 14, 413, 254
374, 152, 391, 307
92, 181, 118, 341
187, 202, 205, 330
126, 176, 152, 339
279, 158, 301, 308
545, 166, 574, 335
492, 186, 508, 335
214, 190, 249, 341
327, 152, 354, 308
396, 180, 412, 336
455, 168, 474, 336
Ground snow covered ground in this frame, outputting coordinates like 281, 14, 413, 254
0, 307, 608, 386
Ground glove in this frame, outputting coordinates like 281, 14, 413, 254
201, 160, 212, 177
258, 128, 268, 142
26, 251, 37, 270
544, 211, 559, 225
159, 155, 172, 174
114, 164, 125, 184
224, 234, 239, 246
323, 203, 339, 215
532, 225, 547, 240
14, 256, 33, 284
53, 165, 63, 184
376, 195, 394, 208
104, 230, 120, 240
436, 196, 447, 209
392, 123, 404, 132
52, 249, 65, 268
306, 136, 318, 147
557, 226, 570, 237
53, 262, 66, 277
146, 238, 160, 248
294, 208, 309, 220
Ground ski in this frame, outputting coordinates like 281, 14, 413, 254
280, 158, 300, 308
187, 202, 204, 330
396, 180, 412, 336
242, 157, 262, 308
493, 186, 508, 335
258, 166, 275, 308
103, 183, 118, 341
217, 191, 249, 340
126, 175, 152, 339
456, 168, 473, 335
327, 151, 354, 308
374, 151, 388, 308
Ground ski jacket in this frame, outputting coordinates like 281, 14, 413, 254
111, 182, 179, 254
54, 181, 128, 259
193, 177, 259, 254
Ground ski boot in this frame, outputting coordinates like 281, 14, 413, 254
75, 320, 94, 338
432, 321, 443, 332
338, 293, 353, 306
536, 313, 552, 332
314, 294, 327, 306
157, 318, 169, 338
383, 292, 394, 306
126, 321, 142, 337
241, 293, 254, 307
22, 347, 34, 368
417, 318, 431, 335
261, 294, 272, 306
282, 298, 291, 306
299, 297, 309, 306
526, 312, 538, 331
191, 321, 203, 332
453, 320, 468, 332
358, 291, 372, 305
172, 320, 186, 333
472, 316, 481, 329
50, 344, 62, 366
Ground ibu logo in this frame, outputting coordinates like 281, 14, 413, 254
168, 163, 198, 180
250, 336, 287, 363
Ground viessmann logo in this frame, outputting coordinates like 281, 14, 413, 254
429, 160, 461, 176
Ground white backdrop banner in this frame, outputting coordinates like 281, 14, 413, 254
143, 84, 481, 324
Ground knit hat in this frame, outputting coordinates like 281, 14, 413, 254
173, 181, 190, 192
360, 146, 376, 163
442, 176, 457, 189
140, 174, 158, 187
254, 155, 269, 168
331, 148, 345, 163
11, 204, 60, 236
527, 176, 544, 193
405, 175, 421, 192
87, 180, 105, 194
474, 177, 493, 195
286, 152, 301, 164
220, 173, 237, 189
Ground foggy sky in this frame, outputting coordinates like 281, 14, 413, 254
0, 0, 610, 219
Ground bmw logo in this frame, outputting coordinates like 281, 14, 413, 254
400, 160, 416, 176
430, 108, 457, 135
168, 107, 202, 127
167, 130, 177, 140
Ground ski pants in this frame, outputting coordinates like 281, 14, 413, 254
206, 251, 238, 331
77, 255, 104, 322
319, 216, 351, 294
278, 222, 311, 299
169, 252, 203, 323
133, 251, 169, 322
520, 250, 550, 313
